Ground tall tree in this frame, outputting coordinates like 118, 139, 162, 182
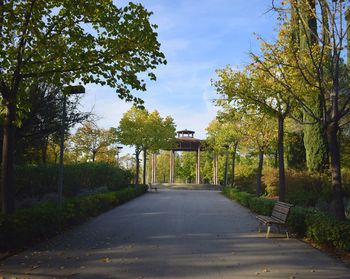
0, 1, 166, 213
214, 65, 291, 201
254, 0, 350, 219
291, 0, 329, 171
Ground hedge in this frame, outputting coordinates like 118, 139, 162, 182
13, 162, 133, 199
222, 187, 350, 252
0, 184, 147, 251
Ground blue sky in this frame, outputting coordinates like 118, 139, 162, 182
80, 0, 278, 155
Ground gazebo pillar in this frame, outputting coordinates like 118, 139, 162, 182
151, 153, 157, 184
169, 150, 175, 184
213, 152, 219, 185
196, 146, 201, 184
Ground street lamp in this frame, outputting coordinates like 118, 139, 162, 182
223, 144, 229, 187
117, 146, 123, 165
58, 85, 85, 206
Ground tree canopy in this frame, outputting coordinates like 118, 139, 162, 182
0, 0, 166, 213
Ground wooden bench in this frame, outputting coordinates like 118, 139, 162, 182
256, 201, 293, 238
148, 183, 158, 192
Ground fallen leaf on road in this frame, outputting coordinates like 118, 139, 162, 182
102, 257, 110, 263
263, 268, 270, 273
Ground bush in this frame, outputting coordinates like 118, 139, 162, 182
0, 185, 147, 251
262, 168, 279, 197
248, 197, 275, 216
305, 211, 350, 251
261, 168, 332, 206
234, 164, 257, 193
222, 188, 350, 252
13, 163, 132, 200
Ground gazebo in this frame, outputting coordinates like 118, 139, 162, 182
150, 129, 217, 185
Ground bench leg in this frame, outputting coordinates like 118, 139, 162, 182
286, 230, 289, 239
266, 225, 271, 238
258, 222, 261, 233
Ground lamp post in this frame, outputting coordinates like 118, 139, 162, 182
223, 144, 229, 187
58, 85, 85, 206
117, 146, 123, 165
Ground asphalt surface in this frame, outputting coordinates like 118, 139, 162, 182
0, 189, 349, 278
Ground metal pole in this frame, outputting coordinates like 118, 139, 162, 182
58, 94, 67, 206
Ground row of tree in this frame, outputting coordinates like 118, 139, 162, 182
210, 0, 350, 220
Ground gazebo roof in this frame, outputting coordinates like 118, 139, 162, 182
177, 129, 195, 134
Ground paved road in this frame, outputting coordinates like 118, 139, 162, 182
0, 190, 349, 278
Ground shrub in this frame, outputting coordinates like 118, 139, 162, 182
305, 211, 350, 251
13, 163, 132, 200
222, 188, 350, 252
248, 197, 275, 216
261, 168, 332, 206
234, 164, 257, 193
262, 168, 279, 197
0, 185, 147, 251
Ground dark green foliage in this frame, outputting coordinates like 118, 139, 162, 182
286, 206, 316, 236
286, 132, 306, 169
306, 211, 350, 251
13, 163, 132, 200
303, 120, 329, 172
0, 185, 147, 251
222, 188, 350, 252
248, 197, 275, 216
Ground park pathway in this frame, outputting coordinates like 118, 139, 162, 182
0, 189, 349, 278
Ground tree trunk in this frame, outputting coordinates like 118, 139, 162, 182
231, 142, 238, 187
143, 147, 147, 185
256, 150, 264, 196
135, 148, 140, 185
1, 100, 16, 214
327, 123, 345, 220
278, 115, 286, 202
224, 149, 229, 187
41, 136, 48, 165
92, 150, 96, 162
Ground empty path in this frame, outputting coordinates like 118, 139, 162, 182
0, 189, 349, 278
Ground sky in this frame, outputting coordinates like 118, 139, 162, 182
79, 0, 278, 156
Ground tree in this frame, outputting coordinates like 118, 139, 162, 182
206, 118, 242, 186
214, 64, 291, 200
142, 111, 176, 184
240, 114, 277, 196
0, 1, 166, 213
116, 107, 176, 184
69, 121, 118, 163
291, 0, 328, 171
13, 83, 88, 164
253, 0, 350, 219
177, 152, 196, 183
